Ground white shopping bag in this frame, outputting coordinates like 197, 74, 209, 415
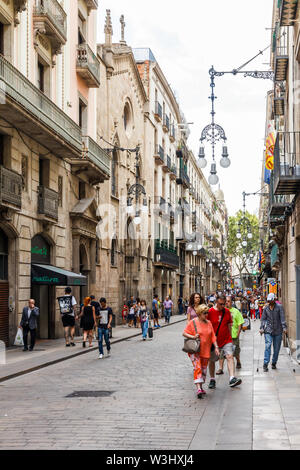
14, 328, 24, 347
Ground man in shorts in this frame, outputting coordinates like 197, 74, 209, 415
217, 296, 245, 374
207, 295, 242, 389
57, 287, 77, 347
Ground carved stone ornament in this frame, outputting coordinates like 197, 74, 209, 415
14, 0, 27, 26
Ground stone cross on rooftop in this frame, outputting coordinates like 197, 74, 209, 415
120, 15, 126, 44
104, 9, 113, 46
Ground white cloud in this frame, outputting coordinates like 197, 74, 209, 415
97, 0, 273, 216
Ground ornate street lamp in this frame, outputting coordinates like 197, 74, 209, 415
198, 46, 274, 184
101, 138, 147, 225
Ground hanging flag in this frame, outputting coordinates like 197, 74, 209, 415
264, 166, 271, 185
265, 123, 276, 171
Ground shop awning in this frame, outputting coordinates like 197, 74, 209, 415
31, 264, 87, 286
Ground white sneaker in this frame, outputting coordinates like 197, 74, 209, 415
98, 354, 103, 359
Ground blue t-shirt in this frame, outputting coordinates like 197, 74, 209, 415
152, 299, 158, 312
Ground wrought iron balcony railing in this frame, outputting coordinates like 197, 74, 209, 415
33, 0, 67, 51
279, 0, 299, 26
154, 144, 165, 164
0, 54, 82, 159
0, 165, 22, 209
274, 131, 300, 195
163, 114, 170, 132
274, 28, 289, 82
76, 43, 100, 88
154, 101, 163, 121
154, 240, 179, 269
38, 186, 59, 220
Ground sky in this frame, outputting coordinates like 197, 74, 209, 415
97, 0, 273, 217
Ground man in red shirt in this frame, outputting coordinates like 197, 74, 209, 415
207, 295, 242, 389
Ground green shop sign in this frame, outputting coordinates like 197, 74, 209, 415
32, 276, 60, 284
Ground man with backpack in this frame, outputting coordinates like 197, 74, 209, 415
207, 295, 242, 389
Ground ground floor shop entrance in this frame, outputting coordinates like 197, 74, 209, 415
0, 281, 9, 346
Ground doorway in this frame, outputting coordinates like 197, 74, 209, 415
31, 284, 50, 340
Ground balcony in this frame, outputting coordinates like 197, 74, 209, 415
0, 166, 22, 210
163, 114, 170, 133
176, 140, 189, 160
279, 0, 298, 26
170, 124, 176, 143
274, 132, 300, 195
162, 155, 171, 173
274, 97, 285, 116
176, 168, 190, 189
178, 198, 191, 216
154, 240, 179, 270
170, 164, 177, 181
76, 43, 100, 88
67, 136, 110, 185
38, 186, 58, 221
0, 54, 82, 159
154, 145, 164, 165
275, 43, 288, 82
154, 101, 162, 122
33, 0, 67, 55
269, 172, 290, 216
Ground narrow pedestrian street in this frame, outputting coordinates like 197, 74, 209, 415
0, 320, 300, 450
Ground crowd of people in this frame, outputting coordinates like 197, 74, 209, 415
19, 287, 287, 392
182, 289, 287, 398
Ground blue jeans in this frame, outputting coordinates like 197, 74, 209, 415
264, 333, 282, 366
178, 305, 184, 315
141, 320, 148, 339
164, 309, 171, 323
98, 327, 111, 355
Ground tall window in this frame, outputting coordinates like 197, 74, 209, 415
111, 239, 117, 266
0, 229, 8, 280
37, 61, 44, 92
111, 150, 118, 196
79, 99, 87, 134
39, 158, 50, 187
0, 23, 4, 56
78, 13, 86, 45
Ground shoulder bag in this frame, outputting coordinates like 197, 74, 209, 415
182, 320, 201, 354
210, 309, 226, 362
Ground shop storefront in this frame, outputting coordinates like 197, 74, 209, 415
31, 234, 86, 339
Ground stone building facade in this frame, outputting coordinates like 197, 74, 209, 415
0, 0, 110, 345
0, 4, 229, 345
260, 0, 300, 358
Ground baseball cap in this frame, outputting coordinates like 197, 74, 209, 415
267, 293, 275, 301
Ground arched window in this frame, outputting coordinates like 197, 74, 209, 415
147, 245, 151, 271
111, 239, 117, 266
111, 150, 118, 197
0, 229, 8, 280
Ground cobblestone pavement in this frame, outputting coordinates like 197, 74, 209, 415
1, 320, 300, 450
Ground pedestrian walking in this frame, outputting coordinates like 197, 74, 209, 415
183, 304, 219, 398
163, 296, 173, 324
255, 297, 260, 320
57, 287, 77, 347
260, 293, 287, 371
152, 294, 161, 328
258, 296, 265, 319
79, 297, 96, 348
20, 299, 39, 351
90, 295, 100, 339
235, 297, 242, 312
127, 297, 136, 328
121, 297, 129, 326
207, 295, 242, 389
217, 296, 245, 373
97, 298, 113, 359
178, 296, 184, 315
241, 297, 249, 317
187, 293, 205, 323
250, 298, 256, 320
139, 300, 149, 340
135, 298, 141, 328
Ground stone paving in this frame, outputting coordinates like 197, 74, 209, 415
0, 318, 300, 450
0, 315, 185, 382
